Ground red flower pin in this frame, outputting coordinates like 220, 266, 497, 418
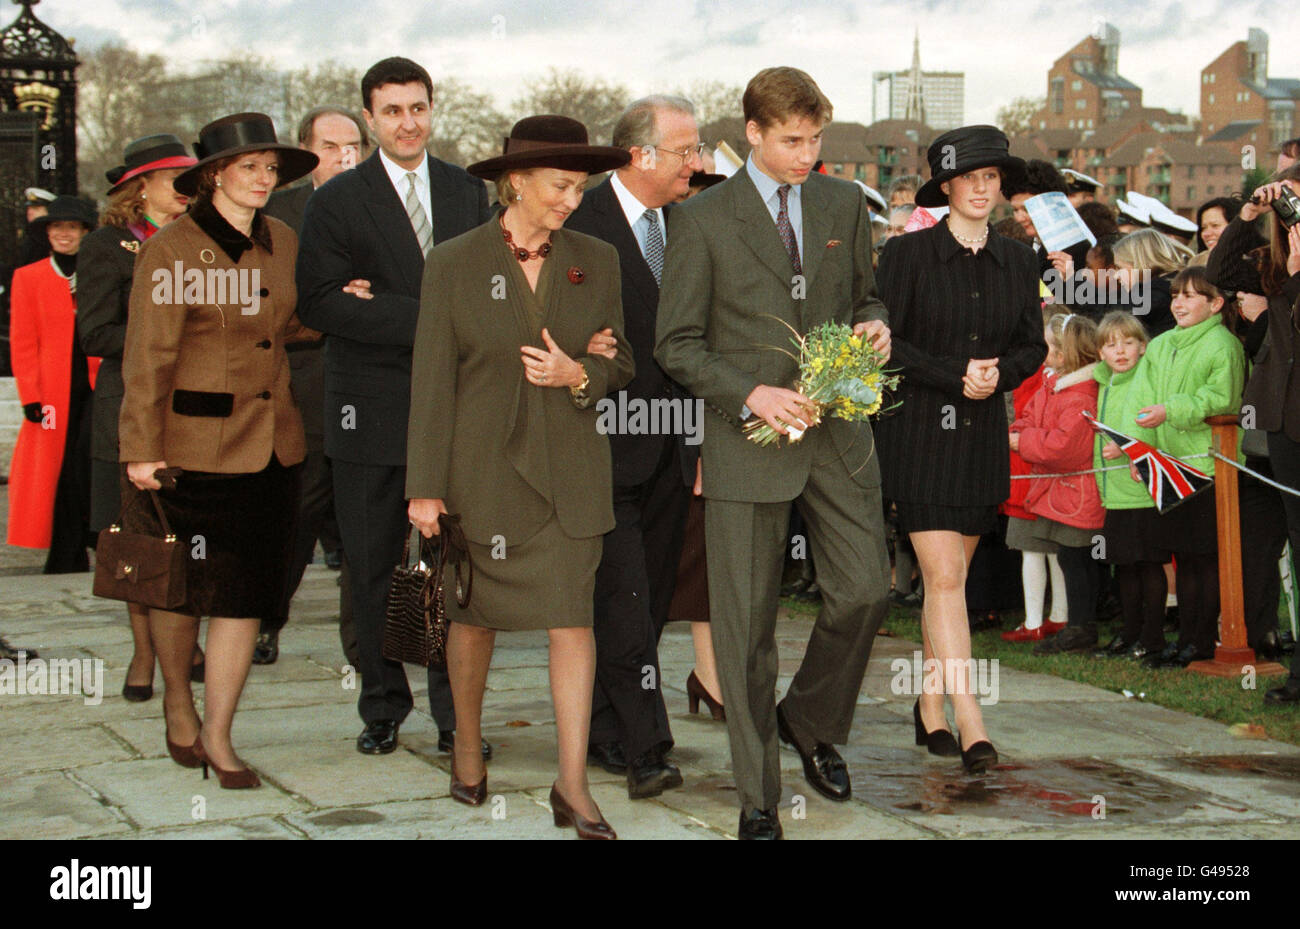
567, 266, 585, 284
826, 239, 842, 248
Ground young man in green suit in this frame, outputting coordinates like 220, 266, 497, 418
655, 67, 892, 840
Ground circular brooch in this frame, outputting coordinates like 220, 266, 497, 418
567, 266, 585, 285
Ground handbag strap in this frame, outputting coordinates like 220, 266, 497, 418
115, 483, 176, 539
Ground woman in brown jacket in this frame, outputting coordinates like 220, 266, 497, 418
119, 113, 319, 787
406, 116, 633, 837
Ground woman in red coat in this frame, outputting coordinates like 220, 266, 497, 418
6, 196, 100, 572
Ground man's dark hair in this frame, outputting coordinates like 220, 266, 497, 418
1004, 158, 1069, 199
297, 105, 369, 149
1280, 137, 1300, 159
1076, 200, 1119, 239
361, 57, 433, 113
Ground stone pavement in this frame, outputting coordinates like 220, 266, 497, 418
4, 566, 1300, 841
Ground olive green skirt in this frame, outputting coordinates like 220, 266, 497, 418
447, 517, 600, 631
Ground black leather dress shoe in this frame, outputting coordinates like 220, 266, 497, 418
356, 719, 399, 754
776, 702, 851, 801
324, 550, 343, 570
1254, 630, 1282, 661
1264, 678, 1300, 705
252, 631, 279, 665
1167, 644, 1213, 668
1280, 630, 1296, 656
437, 730, 492, 760
627, 750, 683, 799
1033, 625, 1098, 655
1091, 634, 1135, 658
1142, 641, 1181, 669
586, 740, 627, 774
1124, 643, 1154, 662
738, 807, 782, 840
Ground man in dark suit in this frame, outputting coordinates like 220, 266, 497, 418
259, 105, 369, 668
655, 67, 892, 839
565, 96, 702, 799
297, 58, 491, 757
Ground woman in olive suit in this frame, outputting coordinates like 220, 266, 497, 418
406, 116, 633, 838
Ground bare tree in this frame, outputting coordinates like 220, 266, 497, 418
677, 80, 744, 126
75, 43, 169, 198
427, 78, 510, 167
511, 68, 630, 145
997, 96, 1045, 138
282, 62, 365, 133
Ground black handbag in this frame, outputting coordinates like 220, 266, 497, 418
92, 470, 187, 609
382, 514, 472, 669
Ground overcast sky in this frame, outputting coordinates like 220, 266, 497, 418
38, 0, 1300, 129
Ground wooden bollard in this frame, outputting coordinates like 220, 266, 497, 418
1187, 415, 1286, 677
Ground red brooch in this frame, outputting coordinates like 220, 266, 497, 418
826, 239, 842, 248
567, 266, 585, 284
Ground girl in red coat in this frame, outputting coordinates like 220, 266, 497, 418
1009, 313, 1105, 653
6, 196, 100, 572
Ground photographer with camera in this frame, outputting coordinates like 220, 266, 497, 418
1217, 167, 1300, 703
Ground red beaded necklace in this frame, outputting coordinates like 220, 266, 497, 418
500, 215, 552, 262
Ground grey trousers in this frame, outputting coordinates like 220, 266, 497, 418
704, 433, 890, 812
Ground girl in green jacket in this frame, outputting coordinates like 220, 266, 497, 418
1092, 311, 1167, 662
1133, 266, 1246, 668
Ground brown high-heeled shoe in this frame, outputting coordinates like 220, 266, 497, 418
165, 729, 203, 768
450, 763, 487, 806
194, 736, 261, 789
686, 671, 725, 721
549, 783, 616, 840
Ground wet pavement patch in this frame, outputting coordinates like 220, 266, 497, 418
307, 809, 385, 827
859, 758, 1208, 824
1168, 753, 1300, 784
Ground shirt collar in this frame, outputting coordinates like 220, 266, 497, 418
608, 171, 663, 233
745, 154, 799, 208
379, 148, 428, 192
932, 218, 1008, 267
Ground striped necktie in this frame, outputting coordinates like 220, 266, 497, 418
642, 209, 664, 285
776, 184, 801, 275
404, 172, 432, 257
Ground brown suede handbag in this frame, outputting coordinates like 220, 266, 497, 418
382, 514, 472, 670
92, 468, 187, 609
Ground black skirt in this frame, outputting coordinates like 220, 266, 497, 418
667, 495, 709, 623
119, 456, 300, 618
1101, 508, 1171, 565
1149, 490, 1218, 557
895, 501, 999, 537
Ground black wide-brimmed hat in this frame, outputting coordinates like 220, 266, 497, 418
173, 113, 318, 197
467, 115, 631, 180
915, 125, 1026, 208
106, 134, 198, 192
29, 195, 97, 231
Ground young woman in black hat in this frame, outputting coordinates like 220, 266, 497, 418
406, 115, 634, 837
874, 125, 1047, 772
118, 113, 320, 788
7, 196, 99, 573
78, 134, 200, 703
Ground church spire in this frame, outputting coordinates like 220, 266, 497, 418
903, 27, 927, 126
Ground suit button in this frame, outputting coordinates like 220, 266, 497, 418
969, 333, 979, 341
258, 390, 271, 399
257, 339, 271, 349
259, 288, 270, 297
971, 291, 979, 299
962, 417, 972, 426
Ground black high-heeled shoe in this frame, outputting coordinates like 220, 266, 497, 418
686, 671, 725, 721
961, 740, 998, 774
912, 700, 960, 756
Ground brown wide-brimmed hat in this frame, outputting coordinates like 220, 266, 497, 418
916, 125, 1026, 208
173, 113, 318, 197
106, 134, 198, 193
467, 115, 631, 181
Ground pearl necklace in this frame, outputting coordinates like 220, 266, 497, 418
947, 218, 989, 246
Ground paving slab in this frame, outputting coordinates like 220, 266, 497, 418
0, 771, 133, 840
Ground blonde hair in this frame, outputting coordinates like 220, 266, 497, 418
1111, 228, 1193, 274
1047, 312, 1099, 375
100, 176, 146, 229
1097, 310, 1149, 346
494, 169, 533, 206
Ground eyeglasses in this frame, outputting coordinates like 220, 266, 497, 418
654, 142, 707, 164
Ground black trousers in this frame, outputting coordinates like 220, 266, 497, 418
263, 448, 349, 636
44, 388, 92, 574
1240, 457, 1287, 648
590, 440, 689, 761
332, 459, 454, 729
1056, 544, 1100, 632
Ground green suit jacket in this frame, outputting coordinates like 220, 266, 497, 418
405, 221, 635, 545
654, 168, 888, 503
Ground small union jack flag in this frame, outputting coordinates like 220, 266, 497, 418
1082, 411, 1213, 514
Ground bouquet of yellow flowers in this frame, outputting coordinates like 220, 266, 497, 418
744, 320, 901, 447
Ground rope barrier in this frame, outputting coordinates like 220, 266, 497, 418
1007, 451, 1300, 499
1210, 452, 1300, 499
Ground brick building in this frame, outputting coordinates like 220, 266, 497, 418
1032, 23, 1143, 133
1200, 28, 1300, 152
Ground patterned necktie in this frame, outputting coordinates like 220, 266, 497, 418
776, 184, 801, 275
642, 209, 664, 285
405, 172, 433, 257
